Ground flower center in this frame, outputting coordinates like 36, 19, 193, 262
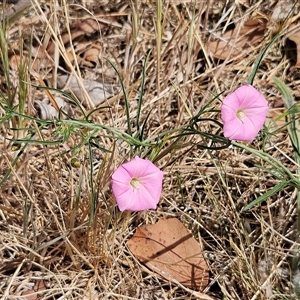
236, 109, 246, 119
130, 177, 141, 189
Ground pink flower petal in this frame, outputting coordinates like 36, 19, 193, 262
111, 157, 163, 212
221, 85, 268, 142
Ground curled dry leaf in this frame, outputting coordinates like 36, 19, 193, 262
286, 24, 300, 67
82, 46, 101, 68
127, 218, 209, 291
34, 97, 72, 120
57, 75, 117, 105
207, 18, 267, 60
34, 100, 58, 120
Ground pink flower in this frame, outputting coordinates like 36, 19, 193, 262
111, 156, 163, 212
221, 84, 268, 142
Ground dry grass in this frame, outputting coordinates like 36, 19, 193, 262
0, 0, 299, 299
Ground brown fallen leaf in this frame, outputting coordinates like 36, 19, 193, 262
74, 18, 106, 33
286, 24, 300, 66
29, 17, 109, 71
207, 18, 267, 60
266, 107, 286, 130
21, 280, 46, 300
127, 218, 209, 291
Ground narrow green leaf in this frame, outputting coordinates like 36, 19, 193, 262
136, 50, 152, 138
243, 181, 291, 211
248, 32, 281, 85
105, 58, 132, 136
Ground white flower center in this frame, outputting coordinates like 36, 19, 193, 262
236, 109, 246, 119
130, 178, 141, 189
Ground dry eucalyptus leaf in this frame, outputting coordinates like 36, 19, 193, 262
207, 18, 267, 60
127, 218, 209, 291
57, 75, 117, 105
